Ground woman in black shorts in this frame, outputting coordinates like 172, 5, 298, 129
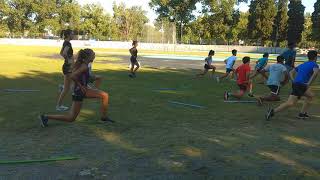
39, 49, 113, 127
56, 29, 74, 111
129, 41, 140, 78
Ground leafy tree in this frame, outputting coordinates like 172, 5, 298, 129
272, 0, 289, 47
56, 0, 81, 32
301, 13, 316, 48
311, 0, 320, 42
0, 0, 35, 37
247, 0, 277, 45
80, 3, 112, 40
149, 0, 198, 43
113, 2, 148, 41
32, 0, 60, 37
287, 0, 305, 44
235, 12, 249, 44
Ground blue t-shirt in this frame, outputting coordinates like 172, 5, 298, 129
293, 61, 319, 85
265, 63, 287, 86
205, 56, 213, 66
281, 49, 296, 66
226, 56, 237, 69
256, 57, 268, 69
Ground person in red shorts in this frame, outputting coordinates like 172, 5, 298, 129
224, 56, 253, 100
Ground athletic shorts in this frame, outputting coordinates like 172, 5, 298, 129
268, 85, 280, 95
291, 83, 308, 98
88, 75, 96, 83
62, 63, 72, 75
226, 68, 234, 73
72, 90, 86, 102
238, 83, 249, 92
130, 56, 138, 64
204, 64, 214, 70
256, 67, 264, 73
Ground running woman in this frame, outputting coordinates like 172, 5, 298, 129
196, 50, 216, 78
39, 49, 113, 127
256, 56, 288, 102
250, 53, 269, 81
266, 50, 319, 120
224, 56, 253, 100
129, 40, 140, 78
56, 29, 74, 111
217, 49, 237, 82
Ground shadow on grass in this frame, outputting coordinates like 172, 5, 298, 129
0, 68, 320, 179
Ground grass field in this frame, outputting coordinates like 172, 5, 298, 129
0, 45, 320, 179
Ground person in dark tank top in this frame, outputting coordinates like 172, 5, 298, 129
129, 40, 140, 78
39, 49, 114, 127
56, 29, 74, 112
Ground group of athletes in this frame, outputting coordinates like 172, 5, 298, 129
197, 43, 319, 120
39, 29, 319, 127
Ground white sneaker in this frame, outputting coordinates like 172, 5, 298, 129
216, 77, 220, 83
56, 105, 69, 111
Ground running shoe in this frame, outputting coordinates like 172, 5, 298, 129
39, 114, 48, 127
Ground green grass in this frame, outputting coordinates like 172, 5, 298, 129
0, 45, 320, 179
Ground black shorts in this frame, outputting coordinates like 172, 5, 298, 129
130, 56, 138, 64
291, 83, 308, 98
256, 67, 264, 73
204, 64, 214, 70
226, 68, 233, 73
238, 83, 249, 92
268, 85, 280, 95
88, 75, 96, 83
72, 91, 86, 102
62, 63, 72, 75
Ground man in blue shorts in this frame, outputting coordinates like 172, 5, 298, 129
217, 49, 237, 82
266, 51, 319, 120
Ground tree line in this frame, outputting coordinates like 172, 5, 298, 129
151, 0, 320, 47
0, 0, 148, 41
0, 0, 320, 48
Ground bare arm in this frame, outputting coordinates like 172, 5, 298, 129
246, 70, 251, 83
60, 46, 70, 58
281, 72, 289, 86
289, 69, 296, 81
307, 68, 319, 86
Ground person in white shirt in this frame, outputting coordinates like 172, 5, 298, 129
216, 49, 237, 82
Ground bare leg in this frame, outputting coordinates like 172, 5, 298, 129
94, 75, 103, 89
133, 62, 140, 73
250, 71, 259, 79
260, 71, 268, 80
57, 74, 72, 106
211, 67, 216, 78
197, 69, 208, 77
274, 95, 299, 113
260, 94, 281, 102
130, 63, 135, 74
47, 101, 82, 122
219, 72, 230, 80
230, 90, 246, 99
301, 89, 314, 113
86, 89, 109, 118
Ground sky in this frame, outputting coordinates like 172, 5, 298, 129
79, 0, 317, 24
